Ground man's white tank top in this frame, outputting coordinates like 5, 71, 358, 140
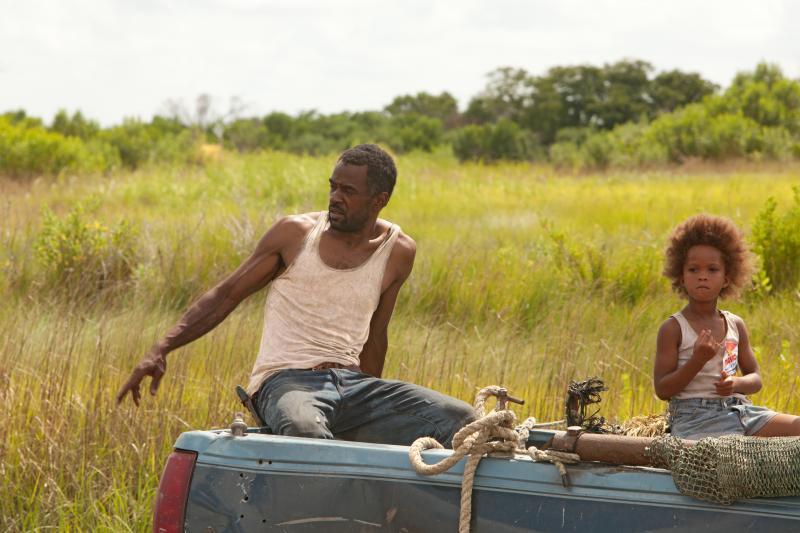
671, 310, 744, 399
246, 213, 400, 395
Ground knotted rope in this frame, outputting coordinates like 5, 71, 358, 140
513, 416, 580, 486
408, 385, 580, 533
523, 446, 580, 486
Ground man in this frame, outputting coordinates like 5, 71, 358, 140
117, 144, 474, 446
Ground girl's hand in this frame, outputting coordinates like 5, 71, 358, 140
714, 371, 737, 396
692, 329, 720, 363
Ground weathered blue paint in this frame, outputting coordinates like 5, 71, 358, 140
174, 429, 800, 532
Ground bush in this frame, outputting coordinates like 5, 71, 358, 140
705, 113, 762, 159
223, 118, 271, 152
285, 133, 339, 156
643, 105, 775, 162
580, 132, 616, 169
452, 119, 539, 162
554, 127, 594, 146
632, 64, 800, 165
751, 188, 800, 292
549, 141, 582, 170
35, 204, 138, 293
452, 124, 490, 162
722, 63, 800, 133
50, 110, 100, 140
607, 122, 669, 167
644, 104, 709, 162
386, 114, 443, 153
101, 120, 197, 169
2, 110, 44, 129
0, 117, 110, 177
760, 127, 795, 161
99, 121, 153, 169
487, 119, 541, 161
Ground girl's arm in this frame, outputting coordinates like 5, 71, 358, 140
653, 317, 718, 400
714, 317, 762, 396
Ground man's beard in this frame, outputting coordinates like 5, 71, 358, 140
328, 208, 369, 233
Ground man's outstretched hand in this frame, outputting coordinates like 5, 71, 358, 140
116, 348, 167, 406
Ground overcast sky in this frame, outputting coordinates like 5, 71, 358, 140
2, 0, 798, 125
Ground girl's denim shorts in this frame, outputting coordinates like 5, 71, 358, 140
668, 396, 777, 440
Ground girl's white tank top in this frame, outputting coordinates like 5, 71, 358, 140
671, 310, 743, 399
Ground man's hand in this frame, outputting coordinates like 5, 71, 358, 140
714, 371, 736, 397
116, 348, 167, 406
114, 216, 304, 408
692, 329, 720, 364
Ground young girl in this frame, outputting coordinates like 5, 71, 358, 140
654, 214, 800, 440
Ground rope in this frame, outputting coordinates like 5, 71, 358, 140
514, 416, 580, 485
619, 413, 668, 437
566, 377, 608, 431
525, 446, 581, 486
408, 385, 581, 533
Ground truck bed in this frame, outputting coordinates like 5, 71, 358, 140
167, 429, 800, 532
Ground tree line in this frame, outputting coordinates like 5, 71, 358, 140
2, 60, 799, 177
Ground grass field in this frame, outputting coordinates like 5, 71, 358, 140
2, 151, 800, 530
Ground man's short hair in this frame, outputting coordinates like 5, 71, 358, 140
338, 144, 397, 198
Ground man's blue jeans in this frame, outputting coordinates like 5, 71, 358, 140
254, 368, 475, 448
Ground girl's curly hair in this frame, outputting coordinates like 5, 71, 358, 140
664, 214, 754, 299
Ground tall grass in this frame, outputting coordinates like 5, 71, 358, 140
2, 151, 800, 530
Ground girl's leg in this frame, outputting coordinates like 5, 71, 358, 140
753, 413, 800, 437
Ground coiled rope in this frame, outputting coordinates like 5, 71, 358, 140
408, 385, 580, 533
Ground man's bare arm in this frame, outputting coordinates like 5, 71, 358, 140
359, 279, 404, 378
116, 215, 311, 406
359, 234, 416, 378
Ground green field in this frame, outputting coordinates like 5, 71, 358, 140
2, 151, 800, 530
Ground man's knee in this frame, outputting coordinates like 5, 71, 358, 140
259, 390, 334, 440
449, 399, 476, 425
274, 415, 334, 439
437, 397, 476, 447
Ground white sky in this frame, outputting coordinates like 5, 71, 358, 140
2, 0, 798, 125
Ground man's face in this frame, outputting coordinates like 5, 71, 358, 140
328, 163, 378, 232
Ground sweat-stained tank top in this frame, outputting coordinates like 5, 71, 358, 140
246, 213, 400, 395
671, 310, 744, 400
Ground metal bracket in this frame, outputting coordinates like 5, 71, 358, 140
236, 385, 267, 427
495, 387, 525, 411
230, 412, 248, 437
551, 426, 583, 453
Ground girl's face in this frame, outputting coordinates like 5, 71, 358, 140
682, 244, 729, 302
